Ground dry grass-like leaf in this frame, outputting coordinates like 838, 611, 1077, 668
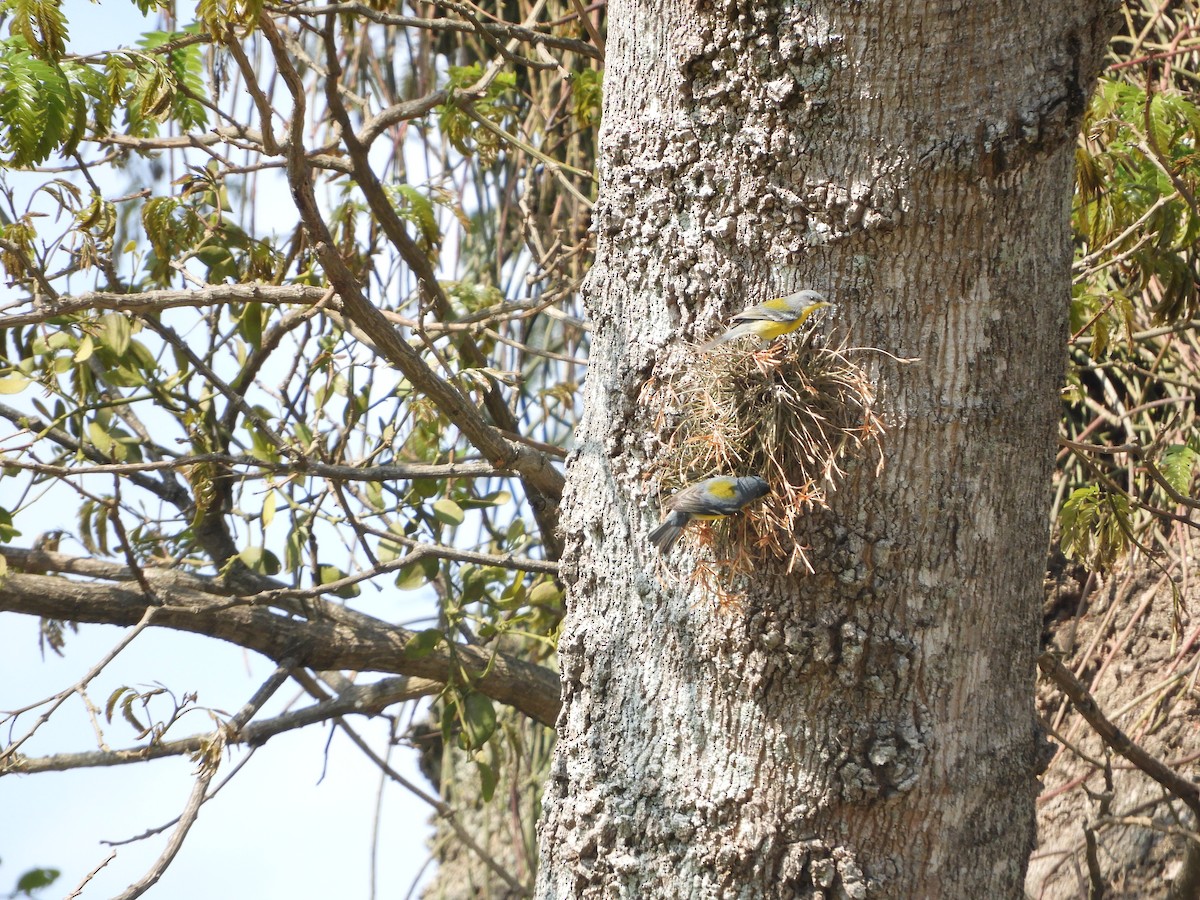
645, 331, 884, 584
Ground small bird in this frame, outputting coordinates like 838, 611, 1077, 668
702, 290, 832, 348
648, 475, 771, 554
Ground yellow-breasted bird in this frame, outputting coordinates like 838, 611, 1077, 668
702, 290, 831, 348
649, 475, 771, 554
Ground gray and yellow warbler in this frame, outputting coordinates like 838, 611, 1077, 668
702, 290, 832, 348
649, 475, 771, 554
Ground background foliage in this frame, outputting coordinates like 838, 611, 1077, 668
1041, 2, 1200, 894
1, 0, 1200, 896
0, 0, 598, 894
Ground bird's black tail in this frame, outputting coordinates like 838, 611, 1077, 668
649, 515, 687, 554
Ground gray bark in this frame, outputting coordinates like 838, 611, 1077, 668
539, 1, 1118, 897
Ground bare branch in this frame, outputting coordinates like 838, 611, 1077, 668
275, 1, 601, 60
258, 13, 565, 551
1, 607, 158, 763
0, 283, 572, 333
1039, 652, 1200, 821
110, 761, 216, 900
0, 569, 561, 726
566, 0, 606, 57
324, 699, 532, 896
0, 402, 182, 510
0, 454, 515, 483
65, 850, 117, 900
0, 282, 330, 328
2, 674, 439, 775
320, 10, 568, 554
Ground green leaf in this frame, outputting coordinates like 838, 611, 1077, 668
410, 478, 441, 500
10, 0, 69, 59
571, 68, 603, 128
436, 64, 517, 163
506, 517, 526, 543
104, 686, 132, 724
137, 28, 210, 130
121, 692, 146, 735
364, 480, 384, 512
393, 185, 442, 256
432, 498, 464, 527
318, 564, 359, 599
197, 0, 265, 36
395, 556, 439, 590
0, 375, 30, 394
462, 564, 507, 603
284, 514, 311, 573
529, 580, 564, 607
15, 866, 60, 895
498, 576, 526, 610
475, 758, 498, 803
195, 244, 235, 281
1059, 485, 1130, 570
0, 37, 74, 165
1159, 444, 1198, 496
239, 302, 264, 348
73, 334, 94, 362
1147, 94, 1175, 156
98, 312, 132, 357
0, 505, 20, 544
460, 489, 511, 510
458, 692, 496, 750
1088, 314, 1109, 360
377, 537, 404, 564
403, 628, 444, 659
87, 421, 116, 456
238, 546, 281, 576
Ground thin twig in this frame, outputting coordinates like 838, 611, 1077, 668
65, 850, 118, 900
4, 676, 440, 775
1, 607, 158, 763
109, 762, 217, 900
1039, 651, 1200, 820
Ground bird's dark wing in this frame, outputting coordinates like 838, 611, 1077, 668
665, 480, 745, 516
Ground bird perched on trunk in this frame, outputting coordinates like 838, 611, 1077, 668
702, 290, 831, 348
649, 475, 771, 554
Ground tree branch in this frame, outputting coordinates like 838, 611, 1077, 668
257, 14, 565, 551
0, 568, 562, 726
1, 606, 158, 762
312, 12, 566, 556
1039, 652, 1200, 820
276, 1, 601, 60
0, 453, 514, 483
2, 674, 439, 775
110, 761, 216, 900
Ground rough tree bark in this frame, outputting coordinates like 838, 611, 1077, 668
539, 1, 1118, 897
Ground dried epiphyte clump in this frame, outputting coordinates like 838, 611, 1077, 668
645, 332, 884, 577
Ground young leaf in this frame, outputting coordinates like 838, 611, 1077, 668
1159, 444, 1198, 496
404, 628, 445, 659
432, 498, 465, 527
238, 546, 281, 576
475, 758, 499, 803
318, 564, 360, 599
1059, 485, 1130, 570
0, 375, 31, 394
395, 556, 439, 590
15, 866, 61, 895
459, 692, 497, 751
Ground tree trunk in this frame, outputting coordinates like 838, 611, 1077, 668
539, 1, 1118, 897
